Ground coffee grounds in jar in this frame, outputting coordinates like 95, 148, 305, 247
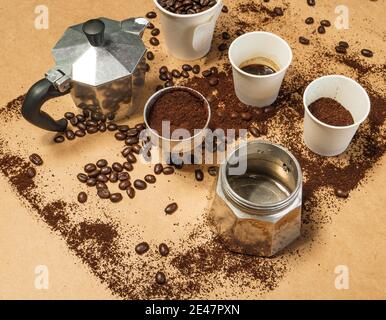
147, 88, 208, 137
308, 97, 354, 126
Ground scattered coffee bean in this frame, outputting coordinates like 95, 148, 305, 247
88, 169, 100, 178
97, 174, 109, 183
54, 135, 65, 143
126, 153, 137, 163
125, 137, 139, 145
26, 167, 36, 178
159, 73, 168, 81
86, 178, 97, 187
317, 25, 326, 34
135, 242, 149, 255
131, 144, 142, 154
145, 63, 151, 72
118, 172, 130, 181
77, 173, 88, 183
305, 17, 314, 24
159, 66, 168, 74
146, 11, 157, 19
112, 162, 123, 172
241, 112, 252, 121
249, 126, 261, 137
307, 0, 315, 6
195, 169, 204, 181
147, 51, 155, 60
192, 64, 200, 74
144, 174, 156, 184
96, 181, 108, 190
126, 129, 139, 137
64, 112, 75, 120
361, 49, 373, 58
122, 147, 132, 157
222, 5, 229, 13
218, 43, 227, 51
222, 31, 230, 40
107, 123, 118, 131
320, 19, 331, 27
126, 187, 135, 199
76, 114, 86, 122
77, 122, 87, 131
147, 22, 155, 29
335, 188, 349, 198
119, 180, 131, 190
150, 37, 160, 46
96, 159, 108, 168
75, 129, 86, 137
163, 166, 175, 175
100, 166, 112, 175
335, 45, 347, 54
97, 188, 111, 199
165, 202, 178, 215
172, 69, 181, 78
274, 7, 283, 16
338, 41, 349, 48
87, 126, 98, 134
180, 71, 189, 79
118, 125, 130, 132
208, 166, 218, 176
154, 163, 164, 175
134, 179, 147, 190
77, 192, 87, 203
123, 162, 134, 172
110, 193, 123, 203
210, 67, 218, 75
159, 243, 169, 256
84, 163, 97, 173
299, 36, 310, 45
202, 69, 212, 77
115, 132, 127, 141
165, 80, 174, 87
109, 172, 118, 183
182, 64, 193, 71
209, 78, 219, 86
151, 28, 160, 36
155, 271, 166, 285
29, 153, 43, 166
86, 120, 98, 127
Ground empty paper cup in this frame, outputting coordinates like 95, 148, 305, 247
229, 31, 293, 107
154, 0, 223, 60
303, 75, 371, 156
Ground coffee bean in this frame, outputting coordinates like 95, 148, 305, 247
115, 132, 127, 141
147, 22, 155, 29
210, 66, 218, 75
107, 123, 118, 131
335, 45, 347, 54
146, 11, 157, 19
118, 125, 130, 132
77, 173, 88, 183
119, 180, 131, 190
86, 178, 97, 187
150, 37, 160, 46
121, 147, 132, 157
165, 80, 174, 87
54, 135, 65, 143
159, 66, 168, 74
145, 63, 151, 72
144, 174, 156, 184
29, 153, 43, 166
88, 169, 100, 178
182, 64, 192, 71
97, 174, 108, 183
126, 187, 135, 199
151, 28, 160, 36
147, 51, 155, 60
241, 112, 252, 121
100, 166, 112, 175
305, 17, 314, 24
87, 126, 98, 134
84, 163, 96, 173
159, 243, 169, 256
222, 5, 229, 13
69, 117, 78, 126
222, 31, 230, 40
78, 192, 87, 203
159, 73, 168, 81
202, 70, 212, 77
97, 188, 111, 199
86, 120, 98, 127
209, 78, 219, 86
75, 129, 86, 137
165, 202, 178, 214
112, 162, 123, 172
96, 159, 108, 168
317, 25, 326, 34
208, 166, 218, 176
320, 19, 331, 27
26, 167, 36, 178
122, 160, 134, 172
307, 0, 315, 6
77, 122, 87, 131
172, 69, 181, 78
82, 109, 90, 118
131, 144, 142, 154
154, 163, 164, 175
135, 123, 146, 131
163, 166, 175, 175
195, 169, 204, 181
118, 171, 130, 181
134, 179, 147, 190
338, 41, 349, 48
180, 71, 189, 79
126, 153, 137, 163
110, 193, 123, 203
274, 7, 283, 16
155, 271, 166, 285
125, 137, 139, 145
96, 181, 108, 190
64, 112, 75, 120
109, 172, 118, 183
218, 43, 227, 51
76, 114, 86, 122
361, 49, 373, 58
192, 64, 200, 74
299, 36, 310, 45
335, 188, 349, 198
135, 242, 149, 255
249, 126, 261, 137
126, 129, 139, 137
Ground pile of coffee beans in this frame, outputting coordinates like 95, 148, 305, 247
157, 0, 217, 15
157, 63, 201, 89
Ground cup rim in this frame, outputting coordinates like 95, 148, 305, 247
303, 75, 371, 130
228, 31, 293, 79
143, 86, 212, 143
153, 0, 222, 19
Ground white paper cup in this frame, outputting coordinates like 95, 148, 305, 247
303, 75, 371, 156
229, 31, 292, 107
154, 0, 223, 61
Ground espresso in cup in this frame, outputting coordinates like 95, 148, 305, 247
239, 57, 280, 76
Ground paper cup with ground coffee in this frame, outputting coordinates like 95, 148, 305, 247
229, 31, 293, 107
144, 86, 211, 158
303, 75, 371, 156
154, 0, 223, 60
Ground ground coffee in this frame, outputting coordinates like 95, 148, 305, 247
308, 97, 354, 126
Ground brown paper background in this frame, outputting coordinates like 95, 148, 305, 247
0, 0, 385, 299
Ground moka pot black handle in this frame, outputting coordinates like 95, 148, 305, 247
21, 78, 70, 132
